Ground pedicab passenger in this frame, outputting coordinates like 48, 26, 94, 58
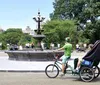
74, 40, 100, 71
54, 37, 72, 76
74, 44, 94, 71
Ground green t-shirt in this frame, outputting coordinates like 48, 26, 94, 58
62, 43, 72, 57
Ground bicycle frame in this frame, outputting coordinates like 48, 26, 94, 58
53, 57, 75, 74
54, 60, 62, 71
51, 52, 79, 75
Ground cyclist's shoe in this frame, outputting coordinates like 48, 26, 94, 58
76, 68, 79, 73
60, 73, 65, 77
73, 69, 76, 72
73, 69, 79, 74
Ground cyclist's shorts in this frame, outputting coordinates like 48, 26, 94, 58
60, 55, 70, 64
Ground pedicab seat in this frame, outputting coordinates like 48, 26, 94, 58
81, 60, 92, 67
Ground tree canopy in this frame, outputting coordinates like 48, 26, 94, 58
0, 28, 35, 49
42, 20, 77, 47
50, 0, 100, 43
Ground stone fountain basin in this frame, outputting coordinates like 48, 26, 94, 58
5, 50, 64, 61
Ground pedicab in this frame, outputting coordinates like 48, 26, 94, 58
45, 40, 100, 82
79, 40, 100, 82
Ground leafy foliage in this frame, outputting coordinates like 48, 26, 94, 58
0, 28, 35, 49
42, 20, 77, 47
2, 28, 23, 44
50, 0, 100, 43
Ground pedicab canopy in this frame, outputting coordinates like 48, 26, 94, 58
83, 40, 100, 62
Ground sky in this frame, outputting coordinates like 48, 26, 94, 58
0, 0, 54, 30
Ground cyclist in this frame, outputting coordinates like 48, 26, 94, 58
55, 37, 72, 76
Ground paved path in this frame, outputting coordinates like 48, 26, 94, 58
0, 51, 87, 72
0, 51, 8, 56
0, 72, 100, 85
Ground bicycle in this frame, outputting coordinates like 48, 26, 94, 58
45, 52, 100, 82
45, 52, 76, 77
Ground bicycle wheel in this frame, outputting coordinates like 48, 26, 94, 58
92, 66, 100, 78
79, 67, 94, 82
45, 64, 59, 78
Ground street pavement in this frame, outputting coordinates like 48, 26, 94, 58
0, 72, 100, 85
0, 51, 87, 72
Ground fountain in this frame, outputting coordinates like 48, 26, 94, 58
32, 11, 45, 51
5, 11, 64, 61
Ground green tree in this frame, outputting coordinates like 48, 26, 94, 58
18, 34, 36, 46
50, 0, 100, 43
50, 0, 87, 20
2, 28, 23, 44
42, 20, 77, 48
0, 28, 36, 49
50, 0, 68, 20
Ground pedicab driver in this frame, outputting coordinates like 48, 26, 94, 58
55, 37, 72, 76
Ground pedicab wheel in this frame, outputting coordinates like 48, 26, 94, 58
79, 67, 94, 82
92, 66, 100, 78
45, 64, 59, 78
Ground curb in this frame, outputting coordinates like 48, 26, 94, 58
0, 70, 45, 72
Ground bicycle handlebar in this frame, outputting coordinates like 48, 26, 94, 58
52, 51, 61, 60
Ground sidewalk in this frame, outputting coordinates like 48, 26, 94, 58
0, 51, 8, 57
0, 51, 87, 72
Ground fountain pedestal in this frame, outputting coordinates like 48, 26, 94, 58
5, 50, 64, 61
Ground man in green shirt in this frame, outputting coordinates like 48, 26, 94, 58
57, 37, 72, 76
